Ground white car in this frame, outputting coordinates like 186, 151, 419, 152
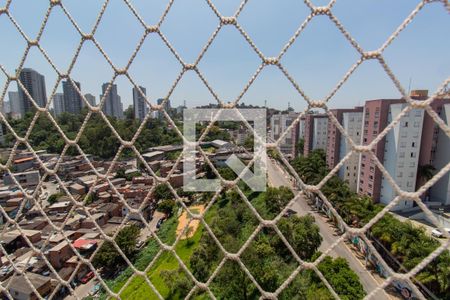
431, 228, 450, 238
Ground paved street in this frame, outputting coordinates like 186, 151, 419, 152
66, 279, 98, 300
139, 211, 165, 241
267, 159, 391, 300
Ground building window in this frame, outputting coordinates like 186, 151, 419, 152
404, 121, 409, 127
414, 121, 420, 127
399, 152, 405, 158
400, 142, 406, 148
398, 172, 403, 178
409, 172, 414, 178
410, 162, 415, 167
412, 142, 415, 147
406, 181, 412, 187
410, 152, 416, 158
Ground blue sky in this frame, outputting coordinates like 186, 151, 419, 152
0, 0, 448, 111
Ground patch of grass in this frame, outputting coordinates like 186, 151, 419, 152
98, 217, 178, 299
119, 219, 203, 299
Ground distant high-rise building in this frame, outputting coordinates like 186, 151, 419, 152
414, 90, 450, 206
133, 86, 148, 121
303, 113, 328, 156
298, 116, 306, 141
100, 83, 124, 119
84, 93, 96, 107
327, 107, 363, 191
270, 112, 299, 158
8, 91, 23, 119
358, 99, 405, 203
62, 80, 82, 114
52, 93, 65, 116
2, 100, 10, 115
17, 68, 47, 114
118, 99, 124, 119
156, 98, 171, 119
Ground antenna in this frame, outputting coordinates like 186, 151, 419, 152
408, 77, 412, 95
264, 99, 267, 108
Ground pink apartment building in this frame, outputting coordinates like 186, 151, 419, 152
358, 99, 404, 201
358, 91, 450, 208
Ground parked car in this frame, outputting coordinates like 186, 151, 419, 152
156, 218, 165, 229
283, 208, 297, 217
431, 228, 450, 238
135, 240, 145, 250
89, 283, 101, 296
80, 271, 94, 284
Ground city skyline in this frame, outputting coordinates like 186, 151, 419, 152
0, 0, 448, 111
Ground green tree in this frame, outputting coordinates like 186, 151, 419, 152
218, 167, 237, 181
243, 136, 254, 151
264, 186, 294, 217
160, 268, 192, 298
278, 215, 322, 260
157, 199, 176, 216
297, 138, 304, 156
154, 183, 173, 201
93, 225, 140, 273
114, 168, 126, 179
47, 193, 63, 205
84, 193, 97, 205
318, 256, 366, 300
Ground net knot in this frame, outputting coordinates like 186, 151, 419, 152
362, 51, 381, 60
221, 16, 237, 25
146, 25, 159, 33
312, 6, 330, 16
263, 57, 279, 65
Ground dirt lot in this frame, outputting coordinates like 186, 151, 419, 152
176, 205, 205, 239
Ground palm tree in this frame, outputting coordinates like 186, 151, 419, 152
417, 164, 436, 201
417, 164, 436, 185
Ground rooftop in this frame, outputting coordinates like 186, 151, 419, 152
4, 272, 50, 295
142, 151, 164, 159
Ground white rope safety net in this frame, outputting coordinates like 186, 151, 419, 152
0, 0, 449, 299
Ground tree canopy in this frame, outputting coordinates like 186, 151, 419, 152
2, 112, 182, 159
